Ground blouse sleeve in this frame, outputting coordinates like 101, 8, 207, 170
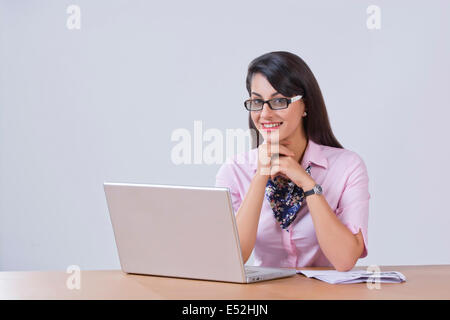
335, 153, 371, 259
214, 160, 242, 216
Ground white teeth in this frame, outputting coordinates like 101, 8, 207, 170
262, 122, 282, 128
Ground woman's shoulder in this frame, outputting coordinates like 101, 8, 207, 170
319, 143, 368, 172
215, 148, 258, 179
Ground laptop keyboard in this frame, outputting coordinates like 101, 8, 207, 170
245, 267, 260, 274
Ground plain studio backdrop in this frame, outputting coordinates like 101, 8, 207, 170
1, 0, 449, 271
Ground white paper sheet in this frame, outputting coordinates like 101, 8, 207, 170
296, 269, 406, 284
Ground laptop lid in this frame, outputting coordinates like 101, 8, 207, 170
103, 182, 246, 283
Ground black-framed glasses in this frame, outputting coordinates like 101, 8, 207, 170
244, 95, 302, 111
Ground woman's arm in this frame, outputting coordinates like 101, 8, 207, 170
235, 172, 269, 264
235, 142, 295, 263
300, 177, 365, 272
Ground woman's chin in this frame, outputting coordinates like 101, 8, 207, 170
261, 130, 284, 143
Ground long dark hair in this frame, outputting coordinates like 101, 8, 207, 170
246, 51, 343, 149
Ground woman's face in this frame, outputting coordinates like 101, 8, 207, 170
249, 73, 306, 143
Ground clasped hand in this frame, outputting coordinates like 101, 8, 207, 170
257, 138, 314, 188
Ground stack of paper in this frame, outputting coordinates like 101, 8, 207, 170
296, 269, 406, 284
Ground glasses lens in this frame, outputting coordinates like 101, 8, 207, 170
245, 99, 263, 111
270, 98, 288, 109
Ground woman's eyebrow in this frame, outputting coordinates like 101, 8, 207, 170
251, 91, 282, 98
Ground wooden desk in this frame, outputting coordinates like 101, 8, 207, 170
1, 265, 449, 300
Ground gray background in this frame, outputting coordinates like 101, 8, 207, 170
1, 0, 449, 271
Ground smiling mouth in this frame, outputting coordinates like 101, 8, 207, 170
261, 122, 283, 129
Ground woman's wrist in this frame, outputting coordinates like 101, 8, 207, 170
254, 169, 270, 182
297, 176, 316, 191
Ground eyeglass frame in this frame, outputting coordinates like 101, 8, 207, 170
244, 95, 303, 111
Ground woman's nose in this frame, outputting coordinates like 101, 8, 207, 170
260, 101, 275, 118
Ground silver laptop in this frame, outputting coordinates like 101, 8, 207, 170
103, 182, 297, 283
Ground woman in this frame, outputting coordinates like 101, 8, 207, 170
215, 51, 370, 272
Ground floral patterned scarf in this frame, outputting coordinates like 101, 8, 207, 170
265, 164, 312, 232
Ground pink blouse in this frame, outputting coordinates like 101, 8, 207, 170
214, 139, 370, 268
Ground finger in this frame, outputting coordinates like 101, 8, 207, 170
270, 165, 280, 180
270, 154, 282, 161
